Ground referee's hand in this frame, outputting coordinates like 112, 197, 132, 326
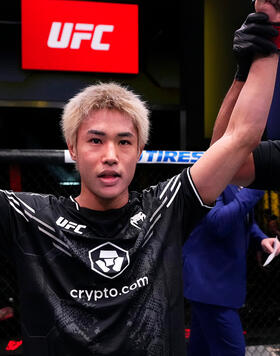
261, 237, 280, 255
233, 12, 278, 81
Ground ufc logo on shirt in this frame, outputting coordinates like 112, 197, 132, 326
56, 217, 86, 234
47, 22, 114, 50
21, 0, 138, 73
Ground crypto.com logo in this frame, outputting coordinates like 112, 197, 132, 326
47, 22, 114, 50
89, 242, 130, 279
21, 0, 138, 73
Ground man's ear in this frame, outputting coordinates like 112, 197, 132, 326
137, 146, 144, 161
68, 142, 77, 161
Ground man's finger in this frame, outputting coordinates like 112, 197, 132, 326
245, 11, 270, 23
242, 22, 278, 37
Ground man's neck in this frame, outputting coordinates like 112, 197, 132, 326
75, 191, 129, 211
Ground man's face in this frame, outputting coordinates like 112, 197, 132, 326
69, 109, 141, 210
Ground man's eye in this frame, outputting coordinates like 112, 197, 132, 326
90, 138, 101, 144
120, 140, 131, 145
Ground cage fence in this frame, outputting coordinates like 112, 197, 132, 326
0, 149, 279, 355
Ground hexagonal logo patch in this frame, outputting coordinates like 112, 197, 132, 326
88, 242, 130, 279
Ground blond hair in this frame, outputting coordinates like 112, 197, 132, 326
61, 82, 150, 149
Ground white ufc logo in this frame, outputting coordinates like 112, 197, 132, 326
56, 216, 86, 234
47, 22, 114, 50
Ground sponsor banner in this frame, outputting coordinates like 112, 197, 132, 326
138, 150, 204, 164
64, 149, 74, 164
21, 0, 138, 73
64, 150, 204, 164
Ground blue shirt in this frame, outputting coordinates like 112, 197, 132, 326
183, 185, 267, 308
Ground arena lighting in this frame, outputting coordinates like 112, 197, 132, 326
5, 340, 22, 351
59, 181, 80, 186
185, 328, 190, 339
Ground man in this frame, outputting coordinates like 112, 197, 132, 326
0, 1, 279, 355
182, 185, 278, 356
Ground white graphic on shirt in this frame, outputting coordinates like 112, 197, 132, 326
0, 190, 72, 257
89, 242, 130, 279
130, 211, 146, 229
56, 216, 86, 234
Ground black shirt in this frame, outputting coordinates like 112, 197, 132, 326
0, 167, 211, 356
251, 140, 280, 190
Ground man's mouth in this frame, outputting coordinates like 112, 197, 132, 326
98, 171, 121, 178
98, 171, 121, 184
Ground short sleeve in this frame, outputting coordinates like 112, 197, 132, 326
142, 167, 213, 239
180, 168, 213, 234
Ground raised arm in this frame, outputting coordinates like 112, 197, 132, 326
191, 53, 278, 205
210, 3, 280, 187
190, 1, 280, 205
210, 11, 278, 145
209, 80, 245, 146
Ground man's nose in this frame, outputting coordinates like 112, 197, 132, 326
102, 143, 118, 165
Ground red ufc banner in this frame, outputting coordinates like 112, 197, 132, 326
21, 0, 138, 73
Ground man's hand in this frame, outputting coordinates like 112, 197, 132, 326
270, 0, 280, 11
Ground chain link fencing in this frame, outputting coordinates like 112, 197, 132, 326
0, 150, 279, 355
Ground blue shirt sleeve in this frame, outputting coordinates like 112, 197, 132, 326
203, 187, 264, 238
250, 220, 267, 243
